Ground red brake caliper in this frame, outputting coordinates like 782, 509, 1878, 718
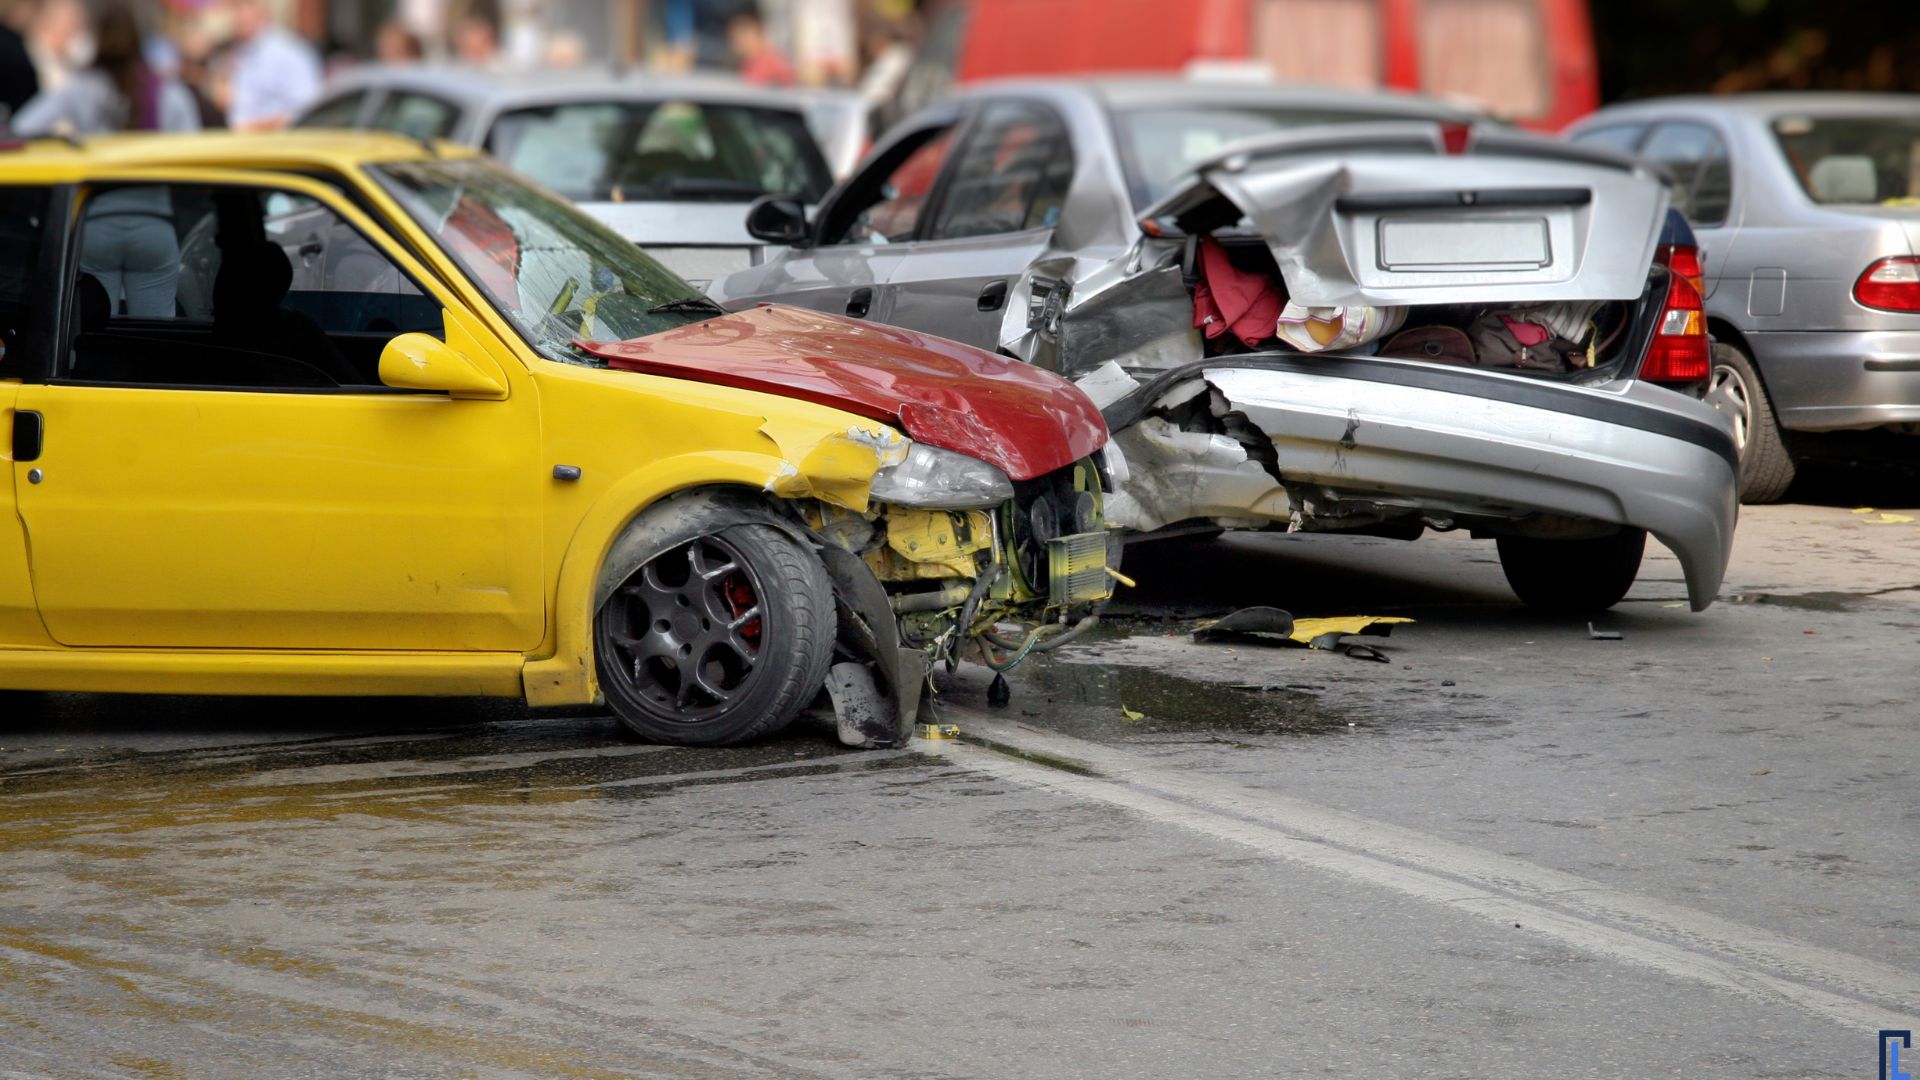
724, 575, 761, 649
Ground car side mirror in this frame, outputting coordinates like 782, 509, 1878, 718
378, 332, 507, 399
745, 194, 809, 245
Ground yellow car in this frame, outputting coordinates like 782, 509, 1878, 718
0, 133, 1115, 746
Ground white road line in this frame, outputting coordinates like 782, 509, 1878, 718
929, 713, 1919, 1032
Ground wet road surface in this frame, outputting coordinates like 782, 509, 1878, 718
2, 495, 1917, 1077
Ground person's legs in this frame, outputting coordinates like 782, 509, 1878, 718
79, 216, 129, 315
116, 215, 182, 318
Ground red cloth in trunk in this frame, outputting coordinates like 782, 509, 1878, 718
1191, 236, 1284, 347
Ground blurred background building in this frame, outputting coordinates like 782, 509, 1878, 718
2, 0, 1916, 136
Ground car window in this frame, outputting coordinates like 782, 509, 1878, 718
1113, 105, 1463, 210
485, 100, 831, 204
824, 126, 957, 245
925, 101, 1072, 241
1773, 114, 1920, 205
0, 185, 52, 374
369, 92, 460, 140
64, 184, 438, 389
296, 90, 368, 129
376, 158, 721, 362
1568, 124, 1647, 154
1642, 122, 1732, 227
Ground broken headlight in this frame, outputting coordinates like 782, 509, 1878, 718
869, 443, 1015, 510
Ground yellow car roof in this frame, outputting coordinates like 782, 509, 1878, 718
0, 130, 479, 182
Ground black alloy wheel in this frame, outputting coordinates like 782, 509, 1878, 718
594, 520, 833, 746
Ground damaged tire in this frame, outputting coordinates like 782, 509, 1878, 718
594, 507, 834, 746
1496, 527, 1646, 613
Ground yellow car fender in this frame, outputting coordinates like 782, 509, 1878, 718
524, 427, 906, 707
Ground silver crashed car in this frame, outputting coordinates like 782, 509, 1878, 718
714, 80, 1738, 611
295, 68, 835, 285
1567, 94, 1920, 502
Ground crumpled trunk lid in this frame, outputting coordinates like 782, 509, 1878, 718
1139, 123, 1672, 309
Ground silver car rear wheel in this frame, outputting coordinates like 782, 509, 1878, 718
1707, 343, 1794, 503
1496, 528, 1646, 612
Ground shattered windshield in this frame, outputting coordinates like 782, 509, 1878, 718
484, 100, 832, 205
1115, 105, 1464, 210
374, 159, 723, 361
1773, 115, 1920, 206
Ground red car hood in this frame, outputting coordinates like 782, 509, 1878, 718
576, 305, 1107, 482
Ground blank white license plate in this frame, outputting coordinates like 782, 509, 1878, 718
1378, 216, 1551, 271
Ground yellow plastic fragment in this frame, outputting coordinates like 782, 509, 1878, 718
1852, 507, 1876, 514
1863, 513, 1915, 525
916, 723, 961, 740
1120, 705, 1145, 722
1288, 616, 1414, 645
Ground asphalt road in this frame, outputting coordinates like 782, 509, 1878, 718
2, 474, 1916, 1077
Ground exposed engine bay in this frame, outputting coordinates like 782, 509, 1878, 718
796, 456, 1117, 748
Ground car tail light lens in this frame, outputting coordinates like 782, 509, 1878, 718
1853, 257, 1920, 312
1640, 272, 1710, 386
1656, 242, 1705, 299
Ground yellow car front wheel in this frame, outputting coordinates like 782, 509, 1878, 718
594, 512, 834, 746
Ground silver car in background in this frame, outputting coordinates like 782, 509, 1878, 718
295, 68, 836, 285
1567, 94, 1920, 502
715, 80, 1739, 611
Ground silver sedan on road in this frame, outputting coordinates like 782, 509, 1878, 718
714, 79, 1739, 611
1567, 94, 1920, 502
295, 68, 838, 285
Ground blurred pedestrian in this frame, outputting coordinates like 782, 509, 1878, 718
374, 18, 424, 64
453, 0, 501, 67
24, 0, 86, 94
175, 27, 228, 128
728, 9, 793, 87
542, 31, 586, 70
0, 0, 39, 120
225, 0, 320, 131
14, 2, 195, 319
765, 0, 855, 87
12, 2, 198, 135
856, 12, 913, 110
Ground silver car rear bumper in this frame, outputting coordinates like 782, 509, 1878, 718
1748, 329, 1920, 432
1103, 356, 1739, 610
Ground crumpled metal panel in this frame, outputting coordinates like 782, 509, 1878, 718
999, 251, 1202, 379
1100, 414, 1288, 533
1136, 123, 1671, 308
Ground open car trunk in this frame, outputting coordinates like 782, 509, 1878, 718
1140, 123, 1671, 309
1059, 124, 1736, 610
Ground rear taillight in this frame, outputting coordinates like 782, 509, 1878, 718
1853, 257, 1920, 312
1640, 272, 1710, 387
1656, 242, 1705, 299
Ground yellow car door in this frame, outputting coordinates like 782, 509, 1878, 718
0, 182, 59, 649
12, 170, 546, 652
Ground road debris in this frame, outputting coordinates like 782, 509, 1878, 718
1587, 623, 1623, 640
1192, 606, 1296, 644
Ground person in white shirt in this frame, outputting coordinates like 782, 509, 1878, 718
223, 0, 319, 132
